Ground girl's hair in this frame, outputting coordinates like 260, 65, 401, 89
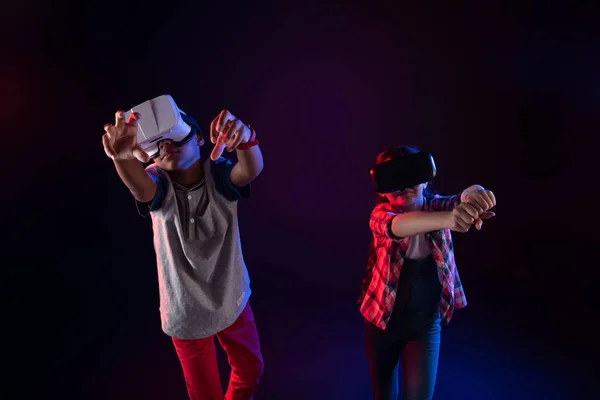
374, 145, 421, 165
373, 145, 433, 204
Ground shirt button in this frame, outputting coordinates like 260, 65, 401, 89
190, 218, 195, 224
187, 195, 192, 200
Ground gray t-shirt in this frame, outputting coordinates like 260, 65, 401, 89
136, 157, 251, 340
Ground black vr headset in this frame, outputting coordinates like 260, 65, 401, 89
369, 152, 437, 194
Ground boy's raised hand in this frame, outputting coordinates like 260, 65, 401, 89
209, 109, 252, 161
102, 111, 150, 163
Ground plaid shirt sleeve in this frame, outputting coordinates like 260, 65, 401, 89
360, 202, 409, 327
428, 194, 461, 212
369, 203, 405, 242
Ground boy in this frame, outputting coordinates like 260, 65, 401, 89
102, 106, 264, 400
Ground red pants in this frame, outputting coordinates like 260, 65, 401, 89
171, 302, 264, 400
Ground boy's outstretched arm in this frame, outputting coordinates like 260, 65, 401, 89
113, 158, 157, 203
103, 111, 157, 202
231, 144, 264, 188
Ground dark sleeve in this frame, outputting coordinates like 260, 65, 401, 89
211, 157, 251, 202
134, 167, 169, 217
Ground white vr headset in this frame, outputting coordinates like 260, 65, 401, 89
124, 94, 200, 158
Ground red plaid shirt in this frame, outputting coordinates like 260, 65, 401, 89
359, 194, 468, 329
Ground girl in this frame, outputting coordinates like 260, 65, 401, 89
359, 146, 496, 400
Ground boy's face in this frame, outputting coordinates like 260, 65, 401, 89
384, 183, 426, 210
153, 135, 204, 171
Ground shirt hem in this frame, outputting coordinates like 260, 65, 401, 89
162, 291, 252, 340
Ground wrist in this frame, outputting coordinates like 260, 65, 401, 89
441, 211, 454, 229
113, 157, 139, 165
237, 125, 259, 150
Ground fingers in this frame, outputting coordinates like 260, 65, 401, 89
115, 110, 126, 128
465, 199, 485, 215
471, 204, 485, 215
453, 204, 478, 232
479, 191, 495, 210
467, 193, 490, 213
132, 144, 150, 163
127, 112, 141, 126
485, 190, 497, 208
475, 211, 496, 231
460, 203, 480, 219
224, 119, 243, 141
475, 218, 483, 231
480, 211, 496, 219
225, 121, 246, 152
209, 115, 220, 144
479, 193, 493, 211
102, 133, 116, 160
211, 141, 227, 161
103, 124, 116, 159
453, 202, 496, 233
454, 219, 471, 232
209, 110, 234, 144
211, 117, 234, 160
216, 109, 235, 133
210, 109, 244, 154
453, 209, 473, 231
210, 133, 227, 161
466, 189, 497, 213
104, 123, 115, 135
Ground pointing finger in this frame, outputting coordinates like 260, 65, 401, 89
209, 114, 220, 144
211, 135, 227, 161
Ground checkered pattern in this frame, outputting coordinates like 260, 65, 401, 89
359, 194, 468, 329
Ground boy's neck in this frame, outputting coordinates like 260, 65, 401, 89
399, 198, 425, 213
167, 158, 205, 188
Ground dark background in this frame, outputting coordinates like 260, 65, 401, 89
2, 1, 598, 399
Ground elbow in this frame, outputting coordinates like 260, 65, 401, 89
389, 216, 406, 239
132, 189, 155, 204
231, 148, 264, 188
240, 146, 264, 179
249, 147, 264, 178
245, 158, 264, 181
252, 161, 264, 179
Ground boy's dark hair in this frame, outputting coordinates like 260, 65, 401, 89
181, 112, 203, 138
